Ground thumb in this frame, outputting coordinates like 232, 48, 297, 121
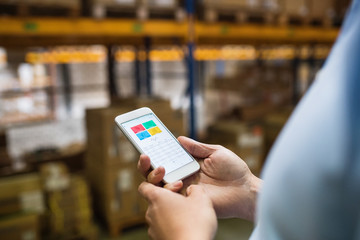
178, 136, 217, 159
138, 181, 161, 203
186, 185, 208, 201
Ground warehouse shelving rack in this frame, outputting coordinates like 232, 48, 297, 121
0, 16, 339, 136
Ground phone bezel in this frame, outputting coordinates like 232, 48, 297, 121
114, 107, 200, 183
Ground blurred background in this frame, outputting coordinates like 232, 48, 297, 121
0, 0, 352, 239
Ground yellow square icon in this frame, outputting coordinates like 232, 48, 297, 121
148, 126, 162, 136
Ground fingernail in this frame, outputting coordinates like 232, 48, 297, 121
173, 181, 182, 187
154, 168, 161, 175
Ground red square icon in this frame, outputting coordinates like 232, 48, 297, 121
131, 124, 145, 134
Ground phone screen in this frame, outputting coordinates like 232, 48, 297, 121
121, 113, 193, 174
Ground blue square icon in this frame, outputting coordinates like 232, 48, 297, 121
136, 131, 151, 140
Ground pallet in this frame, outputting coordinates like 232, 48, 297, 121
108, 215, 146, 237
0, 2, 80, 17
277, 14, 333, 27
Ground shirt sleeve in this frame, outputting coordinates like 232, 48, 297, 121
251, 0, 360, 239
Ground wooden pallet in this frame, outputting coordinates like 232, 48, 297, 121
0, 2, 80, 17
277, 14, 333, 27
108, 215, 146, 237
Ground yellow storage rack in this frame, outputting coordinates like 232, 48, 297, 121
0, 18, 339, 47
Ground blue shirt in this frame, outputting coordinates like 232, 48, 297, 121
251, 0, 360, 239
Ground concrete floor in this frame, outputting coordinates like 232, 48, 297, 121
101, 218, 254, 240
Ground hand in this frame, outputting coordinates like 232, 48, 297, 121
138, 182, 217, 240
138, 136, 262, 221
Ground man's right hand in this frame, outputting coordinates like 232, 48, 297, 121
137, 136, 262, 221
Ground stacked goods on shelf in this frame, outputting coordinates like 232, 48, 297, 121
40, 163, 97, 240
278, 0, 336, 26
264, 108, 292, 157
201, 0, 269, 23
92, 0, 183, 20
142, 0, 184, 21
206, 121, 264, 175
0, 173, 44, 240
0, 0, 80, 17
308, 0, 335, 26
115, 48, 135, 97
204, 59, 293, 125
92, 0, 137, 18
67, 61, 110, 119
86, 98, 184, 236
0, 63, 54, 126
278, 0, 308, 18
7, 118, 86, 163
151, 59, 187, 110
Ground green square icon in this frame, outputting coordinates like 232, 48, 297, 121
143, 120, 156, 129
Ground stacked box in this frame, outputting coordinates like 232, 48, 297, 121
278, 0, 308, 17
86, 161, 147, 227
85, 105, 145, 235
205, 61, 293, 124
86, 99, 184, 235
0, 173, 45, 216
206, 121, 264, 174
86, 106, 137, 167
0, 213, 39, 240
40, 163, 97, 239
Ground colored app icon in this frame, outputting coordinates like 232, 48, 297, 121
148, 126, 162, 136
143, 120, 157, 129
131, 124, 145, 134
136, 131, 151, 140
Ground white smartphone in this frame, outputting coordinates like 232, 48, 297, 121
114, 107, 200, 183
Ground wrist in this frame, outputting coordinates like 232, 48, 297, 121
236, 174, 262, 221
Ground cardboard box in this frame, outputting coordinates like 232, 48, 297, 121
278, 0, 308, 17
86, 98, 185, 167
86, 106, 139, 167
0, 174, 44, 216
0, 213, 39, 240
86, 161, 146, 226
206, 121, 264, 174
44, 174, 94, 237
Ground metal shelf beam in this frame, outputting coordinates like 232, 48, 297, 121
0, 18, 339, 47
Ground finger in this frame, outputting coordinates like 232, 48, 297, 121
147, 166, 165, 185
138, 181, 160, 202
164, 180, 183, 192
178, 136, 218, 159
137, 154, 151, 177
148, 227, 155, 240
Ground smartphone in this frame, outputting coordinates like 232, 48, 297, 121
114, 107, 200, 183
